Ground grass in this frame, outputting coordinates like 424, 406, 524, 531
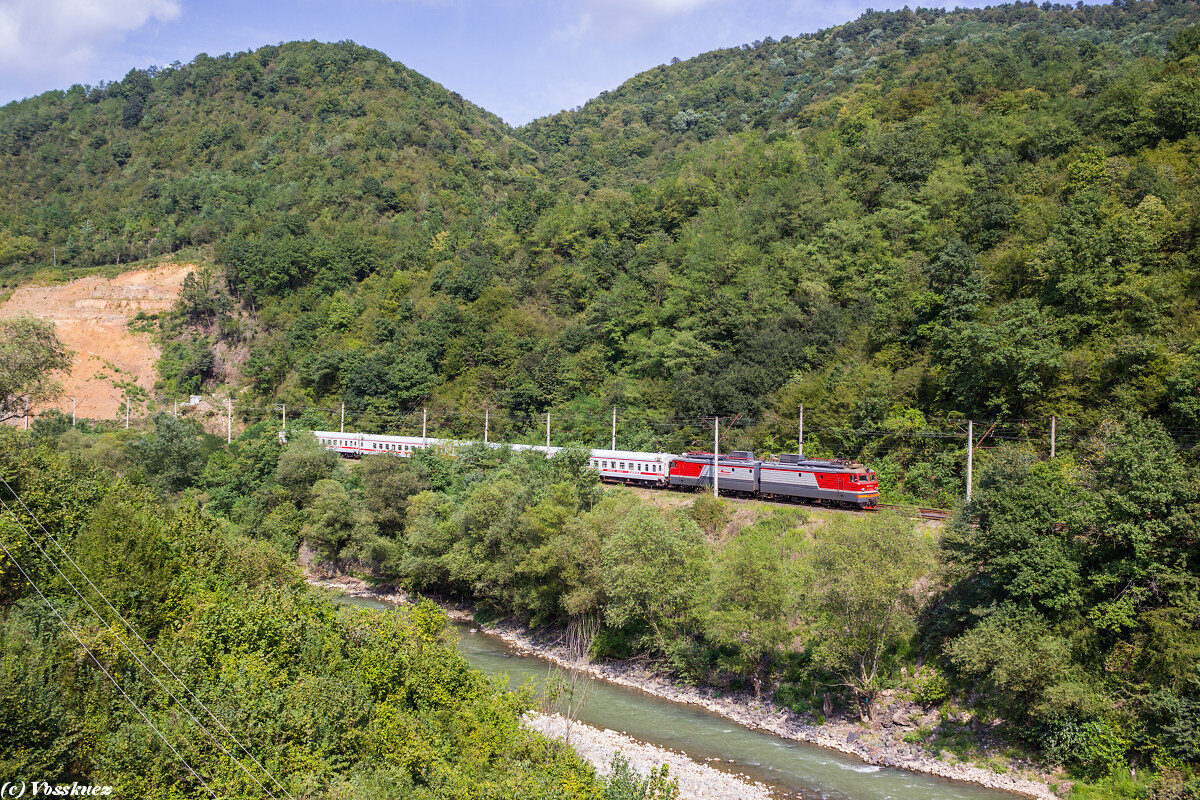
1068, 770, 1150, 799
903, 726, 934, 744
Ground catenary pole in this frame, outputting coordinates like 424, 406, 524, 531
1050, 416, 1056, 459
422, 407, 427, 445
966, 420, 973, 501
611, 407, 616, 451
484, 409, 489, 444
24, 397, 29, 431
173, 399, 177, 418
713, 417, 719, 499
226, 398, 232, 444
546, 412, 551, 450
799, 404, 804, 456
71, 396, 76, 427
340, 402, 344, 434
125, 395, 129, 429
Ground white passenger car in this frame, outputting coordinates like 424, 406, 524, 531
586, 449, 674, 486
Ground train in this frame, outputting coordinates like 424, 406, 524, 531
312, 431, 880, 509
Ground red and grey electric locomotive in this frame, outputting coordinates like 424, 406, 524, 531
667, 451, 879, 508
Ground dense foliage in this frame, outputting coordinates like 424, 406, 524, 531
932, 415, 1200, 790
18, 397, 1200, 795
168, 417, 936, 714
3, 3, 1200, 504
0, 430, 620, 798
0, 316, 73, 422
4, 2, 1200, 794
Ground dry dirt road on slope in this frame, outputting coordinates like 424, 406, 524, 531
1, 263, 195, 423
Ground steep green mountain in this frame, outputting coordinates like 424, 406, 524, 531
0, 40, 538, 285
519, 2, 1199, 189
2, 3, 1200, 503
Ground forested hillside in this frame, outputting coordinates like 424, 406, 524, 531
2, 3, 1200, 500
0, 39, 535, 281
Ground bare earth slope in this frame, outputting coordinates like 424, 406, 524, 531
1, 263, 194, 422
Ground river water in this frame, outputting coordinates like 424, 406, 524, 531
337, 594, 1018, 800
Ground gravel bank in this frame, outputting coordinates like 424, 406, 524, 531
310, 575, 1058, 800
526, 712, 773, 800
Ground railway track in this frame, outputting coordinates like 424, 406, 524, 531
875, 504, 953, 521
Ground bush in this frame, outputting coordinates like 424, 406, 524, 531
911, 665, 950, 706
687, 494, 729, 538
1041, 718, 1129, 779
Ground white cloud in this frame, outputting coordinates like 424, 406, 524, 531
0, 0, 181, 87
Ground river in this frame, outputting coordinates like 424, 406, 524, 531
337, 593, 1020, 800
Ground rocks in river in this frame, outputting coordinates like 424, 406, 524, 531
525, 712, 772, 800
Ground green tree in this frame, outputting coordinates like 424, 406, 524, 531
72, 491, 188, 638
941, 447, 1083, 620
357, 453, 430, 537
809, 513, 933, 719
177, 264, 233, 322
1081, 416, 1200, 635
127, 412, 209, 491
275, 431, 337, 504
601, 507, 709, 658
705, 523, 797, 697
947, 605, 1079, 726
301, 478, 374, 569
0, 317, 73, 422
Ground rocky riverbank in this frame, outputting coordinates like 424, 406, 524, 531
309, 575, 1059, 800
526, 712, 773, 800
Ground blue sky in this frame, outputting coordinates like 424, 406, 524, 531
4, 0, 992, 125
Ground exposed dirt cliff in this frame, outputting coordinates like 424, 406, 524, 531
0, 263, 194, 422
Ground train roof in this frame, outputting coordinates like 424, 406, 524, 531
760, 454, 869, 471
314, 431, 440, 444
589, 449, 675, 460
679, 451, 757, 462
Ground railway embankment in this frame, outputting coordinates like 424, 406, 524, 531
308, 574, 1061, 800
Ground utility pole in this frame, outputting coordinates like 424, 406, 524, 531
798, 404, 804, 456
24, 397, 29, 431
966, 420, 973, 501
173, 398, 178, 418
1050, 416, 1057, 459
71, 396, 76, 427
225, 398, 232, 444
422, 407, 427, 445
340, 402, 345, 434
125, 394, 130, 429
611, 407, 616, 451
546, 412, 551, 450
484, 408, 489, 444
279, 404, 285, 434
713, 417, 719, 499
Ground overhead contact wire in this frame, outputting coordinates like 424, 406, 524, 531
0, 529, 219, 800
0, 489, 289, 800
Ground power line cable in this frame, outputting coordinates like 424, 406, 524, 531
0, 524, 218, 800
0, 487, 291, 800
